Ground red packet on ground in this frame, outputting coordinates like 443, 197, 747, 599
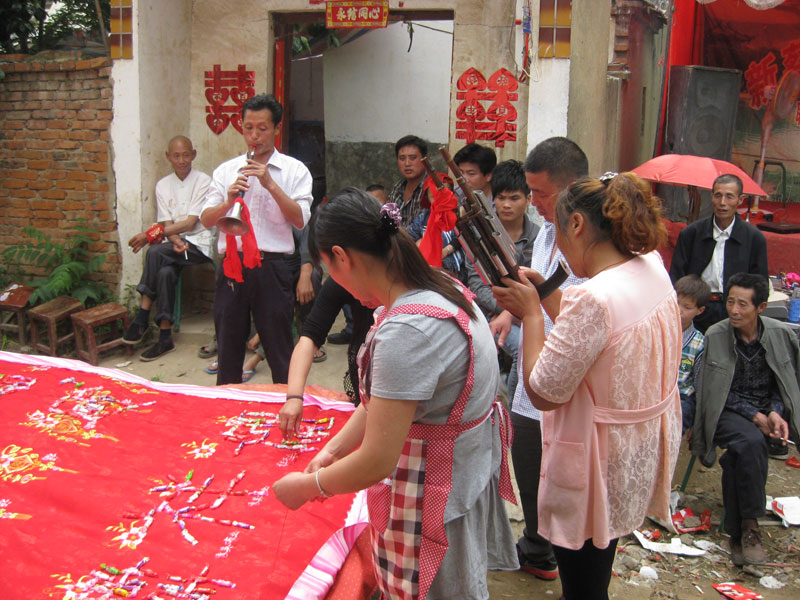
672, 507, 711, 533
786, 456, 800, 469
712, 582, 763, 599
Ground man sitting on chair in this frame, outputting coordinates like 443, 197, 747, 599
670, 174, 768, 333
124, 136, 214, 361
692, 272, 800, 566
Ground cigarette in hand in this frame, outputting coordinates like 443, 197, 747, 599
781, 437, 796, 446
184, 250, 188, 260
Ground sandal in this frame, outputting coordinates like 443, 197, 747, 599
313, 347, 328, 363
198, 343, 217, 358
241, 369, 256, 383
204, 360, 218, 375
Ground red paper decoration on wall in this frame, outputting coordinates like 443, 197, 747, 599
205, 65, 256, 135
455, 67, 519, 147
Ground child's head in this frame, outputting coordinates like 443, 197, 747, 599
675, 274, 711, 331
366, 183, 387, 205
491, 160, 529, 229
165, 135, 196, 180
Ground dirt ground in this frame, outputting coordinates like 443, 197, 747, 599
8, 307, 800, 599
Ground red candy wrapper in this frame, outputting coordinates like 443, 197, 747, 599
671, 507, 711, 533
146, 223, 165, 245
712, 582, 763, 599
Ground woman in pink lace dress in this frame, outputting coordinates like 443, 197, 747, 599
494, 173, 682, 600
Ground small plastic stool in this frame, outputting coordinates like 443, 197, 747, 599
28, 295, 83, 356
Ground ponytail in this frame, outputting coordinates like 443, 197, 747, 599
556, 172, 666, 255
309, 188, 476, 320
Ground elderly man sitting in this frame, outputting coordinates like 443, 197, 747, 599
692, 272, 800, 566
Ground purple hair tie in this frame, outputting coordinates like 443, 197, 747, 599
378, 202, 402, 236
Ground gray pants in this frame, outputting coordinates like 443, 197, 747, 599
136, 242, 209, 324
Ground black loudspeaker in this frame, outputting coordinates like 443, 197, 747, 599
660, 66, 742, 221
665, 65, 742, 160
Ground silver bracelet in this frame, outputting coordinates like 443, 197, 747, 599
315, 467, 333, 498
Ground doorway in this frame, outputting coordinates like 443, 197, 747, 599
272, 10, 454, 206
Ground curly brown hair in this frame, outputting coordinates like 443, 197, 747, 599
555, 172, 666, 256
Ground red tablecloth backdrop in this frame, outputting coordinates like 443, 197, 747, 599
0, 351, 374, 600
659, 215, 800, 275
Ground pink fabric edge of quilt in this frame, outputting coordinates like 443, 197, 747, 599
0, 351, 356, 412
286, 491, 369, 600
0, 350, 369, 600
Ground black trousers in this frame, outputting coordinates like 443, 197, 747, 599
214, 254, 294, 385
714, 409, 768, 538
553, 538, 618, 600
136, 242, 210, 325
510, 411, 557, 567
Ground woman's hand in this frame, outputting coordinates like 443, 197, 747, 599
272, 472, 317, 510
278, 397, 303, 439
492, 267, 543, 319
304, 446, 339, 474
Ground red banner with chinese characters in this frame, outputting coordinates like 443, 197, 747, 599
700, 0, 800, 201
326, 1, 389, 29
205, 64, 256, 135
0, 352, 367, 600
455, 67, 519, 148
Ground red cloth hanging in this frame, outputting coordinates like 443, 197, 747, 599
418, 179, 458, 268
222, 199, 262, 282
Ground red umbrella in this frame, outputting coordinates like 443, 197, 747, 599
632, 154, 768, 196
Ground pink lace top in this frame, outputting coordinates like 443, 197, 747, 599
530, 252, 682, 550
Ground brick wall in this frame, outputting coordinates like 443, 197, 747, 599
0, 52, 119, 292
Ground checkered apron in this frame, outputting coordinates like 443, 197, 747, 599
357, 296, 516, 600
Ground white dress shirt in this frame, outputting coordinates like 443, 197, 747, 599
511, 220, 587, 421
700, 218, 734, 293
203, 149, 312, 254
155, 168, 214, 259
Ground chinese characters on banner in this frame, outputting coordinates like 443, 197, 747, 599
325, 1, 389, 28
455, 67, 519, 148
744, 39, 800, 124
205, 65, 256, 135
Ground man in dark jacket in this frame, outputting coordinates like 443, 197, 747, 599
670, 174, 768, 332
692, 273, 800, 567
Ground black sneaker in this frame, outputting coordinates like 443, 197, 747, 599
139, 338, 175, 362
327, 329, 352, 345
768, 438, 789, 459
123, 321, 148, 345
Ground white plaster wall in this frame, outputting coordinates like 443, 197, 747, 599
111, 0, 193, 295
527, 58, 570, 150
189, 0, 273, 176
323, 21, 453, 144
110, 25, 143, 294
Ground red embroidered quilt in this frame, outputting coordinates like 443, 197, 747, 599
0, 352, 366, 600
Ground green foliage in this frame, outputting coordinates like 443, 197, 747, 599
0, 1, 45, 54
2, 223, 110, 306
0, 0, 110, 54
291, 23, 340, 57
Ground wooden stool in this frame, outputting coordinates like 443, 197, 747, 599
28, 296, 83, 356
0, 283, 35, 346
71, 303, 131, 366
